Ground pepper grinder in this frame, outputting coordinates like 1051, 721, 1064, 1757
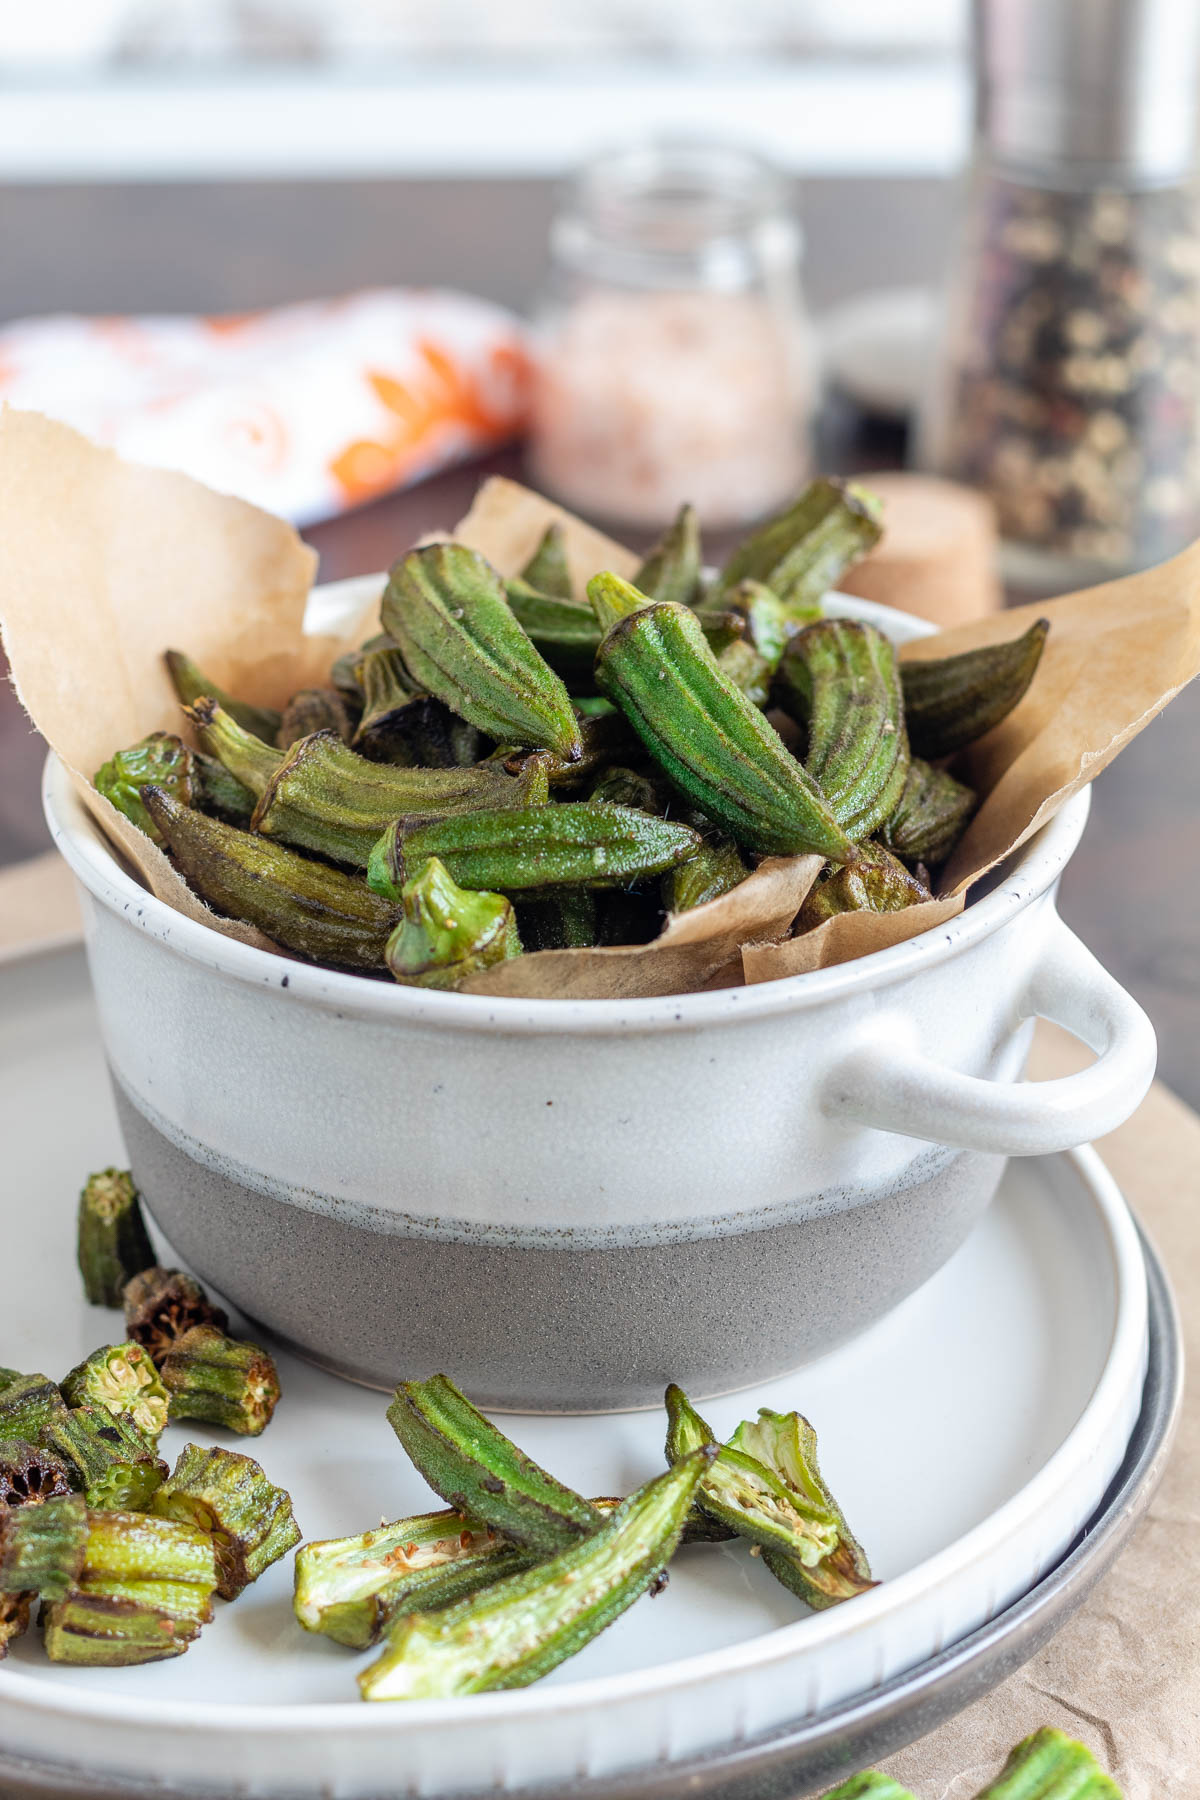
920, 0, 1200, 592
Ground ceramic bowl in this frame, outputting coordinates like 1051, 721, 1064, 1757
43, 587, 1157, 1410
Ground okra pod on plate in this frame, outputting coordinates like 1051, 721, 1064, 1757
153, 1443, 300, 1601
969, 1728, 1120, 1798
709, 477, 883, 611
387, 1374, 603, 1554
61, 1342, 170, 1444
76, 1168, 156, 1310
383, 856, 523, 990
900, 618, 1050, 760
381, 544, 583, 762
42, 1403, 168, 1513
43, 1507, 218, 1666
0, 1494, 87, 1599
369, 803, 702, 901
158, 1325, 281, 1437
590, 574, 855, 861
294, 1510, 537, 1650
142, 787, 401, 970
0, 1374, 68, 1445
359, 1449, 715, 1701
164, 648, 282, 744
0, 1440, 74, 1508
0, 1592, 31, 1658
734, 1409, 875, 1609
123, 1266, 229, 1367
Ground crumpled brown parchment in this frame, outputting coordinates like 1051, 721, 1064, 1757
3, 410, 1200, 998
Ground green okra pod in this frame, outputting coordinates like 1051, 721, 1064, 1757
369, 802, 702, 900
900, 619, 1050, 759
384, 856, 523, 990
503, 579, 604, 687
43, 1507, 217, 1665
186, 697, 284, 800
0, 1494, 87, 1598
0, 1440, 75, 1507
350, 646, 423, 761
94, 733, 196, 843
387, 1374, 602, 1554
294, 1510, 536, 1650
821, 1776, 917, 1799
520, 521, 573, 598
278, 686, 356, 750
633, 503, 703, 608
62, 1342, 170, 1443
710, 478, 883, 610
723, 579, 813, 667
968, 1728, 1120, 1797
122, 1266, 228, 1366
665, 838, 749, 911
142, 787, 401, 969
591, 574, 856, 861
715, 635, 774, 710
158, 1325, 281, 1436
42, 1403, 168, 1512
0, 1375, 68, 1445
776, 618, 910, 841
193, 749, 256, 825
165, 649, 282, 743
76, 1167, 156, 1308
798, 848, 931, 931
359, 1449, 716, 1700
153, 1443, 300, 1600
734, 1409, 875, 1609
381, 544, 583, 761
878, 757, 976, 867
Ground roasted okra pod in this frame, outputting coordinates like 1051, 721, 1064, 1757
0, 1494, 87, 1599
277, 686, 356, 750
158, 1326, 281, 1436
94, 733, 196, 843
0, 1374, 68, 1444
900, 619, 1049, 759
734, 1409, 875, 1609
878, 757, 976, 867
42, 1403, 168, 1512
76, 1168, 156, 1308
709, 477, 883, 611
820, 1776, 916, 1799
798, 850, 931, 931
969, 1728, 1120, 1798
359, 1450, 715, 1701
123, 1266, 229, 1366
383, 856, 523, 990
62, 1342, 170, 1443
520, 521, 573, 598
153, 1443, 301, 1601
164, 648, 282, 743
42, 1507, 218, 1666
633, 503, 702, 608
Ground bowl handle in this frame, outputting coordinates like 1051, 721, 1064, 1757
821, 916, 1157, 1155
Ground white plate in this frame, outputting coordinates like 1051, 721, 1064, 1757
0, 947, 1148, 1797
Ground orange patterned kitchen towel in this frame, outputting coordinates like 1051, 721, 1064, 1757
0, 289, 531, 525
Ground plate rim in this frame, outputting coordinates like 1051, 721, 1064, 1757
0, 1143, 1148, 1739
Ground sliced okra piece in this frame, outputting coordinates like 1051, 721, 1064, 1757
0, 1375, 68, 1444
123, 1266, 228, 1366
0, 1494, 87, 1598
972, 1728, 1120, 1798
158, 1325, 281, 1436
62, 1342, 170, 1443
387, 1374, 602, 1554
0, 1440, 75, 1507
43, 1507, 217, 1665
77, 1167, 156, 1309
42, 1403, 168, 1513
93, 732, 196, 843
164, 648, 282, 743
359, 1449, 715, 1700
734, 1409, 875, 1609
153, 1443, 300, 1600
0, 1591, 31, 1658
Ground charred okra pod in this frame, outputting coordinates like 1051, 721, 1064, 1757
0, 1441, 75, 1507
153, 1443, 300, 1601
520, 521, 573, 598
164, 648, 282, 743
42, 1404, 168, 1512
776, 619, 910, 841
900, 619, 1050, 759
62, 1342, 170, 1443
388, 1374, 602, 1554
591, 574, 856, 861
798, 849, 931, 931
158, 1326, 281, 1436
709, 478, 883, 610
381, 544, 583, 762
0, 1494, 87, 1598
123, 1266, 228, 1366
384, 857, 522, 990
43, 1507, 218, 1665
77, 1168, 156, 1308
665, 838, 749, 911
821, 1776, 916, 1799
0, 1375, 68, 1444
734, 1409, 875, 1609
359, 1450, 715, 1700
878, 757, 976, 867
142, 787, 400, 969
369, 803, 702, 900
633, 503, 703, 608
0, 1592, 31, 1658
94, 733, 196, 843
278, 686, 356, 750
294, 1510, 536, 1650
970, 1728, 1120, 1798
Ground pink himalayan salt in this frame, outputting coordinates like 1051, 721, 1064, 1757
529, 289, 808, 530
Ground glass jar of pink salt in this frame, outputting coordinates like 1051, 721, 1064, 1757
528, 141, 810, 531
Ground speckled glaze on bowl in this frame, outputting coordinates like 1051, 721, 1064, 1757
42, 588, 1157, 1410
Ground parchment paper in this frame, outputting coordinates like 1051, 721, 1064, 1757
3, 409, 1200, 999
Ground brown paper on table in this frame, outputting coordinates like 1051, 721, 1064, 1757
4, 413, 1200, 998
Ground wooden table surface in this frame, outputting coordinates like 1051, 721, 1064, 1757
2, 176, 1197, 1109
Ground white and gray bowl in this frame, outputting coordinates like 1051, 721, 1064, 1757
42, 588, 1157, 1411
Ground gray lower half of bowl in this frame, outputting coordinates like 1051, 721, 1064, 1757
114, 1081, 1005, 1411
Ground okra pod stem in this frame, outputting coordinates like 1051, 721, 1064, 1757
76, 1168, 156, 1308
165, 649, 282, 743
359, 1449, 716, 1700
